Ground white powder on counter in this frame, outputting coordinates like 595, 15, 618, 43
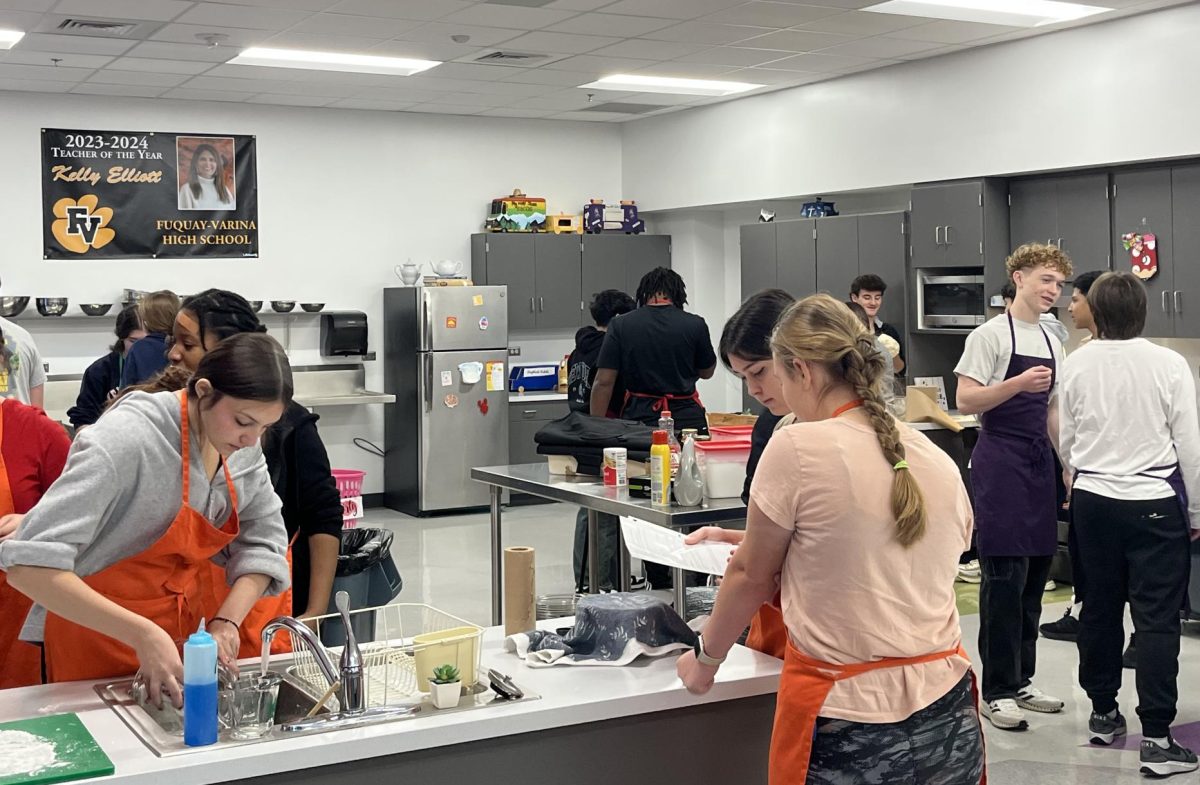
0, 729, 60, 777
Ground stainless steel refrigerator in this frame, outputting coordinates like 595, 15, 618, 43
384, 286, 510, 515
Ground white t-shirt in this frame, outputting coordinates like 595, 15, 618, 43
954, 312, 1065, 395
178, 176, 234, 210
0, 316, 46, 404
1060, 338, 1200, 527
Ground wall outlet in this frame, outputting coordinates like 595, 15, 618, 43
508, 346, 521, 356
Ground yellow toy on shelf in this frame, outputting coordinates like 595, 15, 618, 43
546, 213, 583, 235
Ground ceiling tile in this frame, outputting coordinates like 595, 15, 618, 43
515, 89, 602, 109
834, 57, 900, 74
173, 3, 314, 31
0, 8, 41, 27
0, 0, 56, 11
458, 78, 545, 95
161, 87, 252, 101
0, 49, 113, 68
0, 76, 75, 91
16, 32, 137, 55
213, 0, 332, 9
545, 53, 657, 73
50, 0, 192, 22
771, 0, 874, 6
395, 22, 526, 47
346, 86, 445, 102
124, 41, 233, 61
203, 63, 300, 80
888, 20, 1024, 44
404, 103, 485, 115
263, 31, 390, 51
824, 35, 943, 59
632, 60, 736, 78
543, 0, 615, 10
701, 2, 845, 28
673, 45, 790, 67
428, 91, 512, 107
151, 23, 268, 47
106, 56, 214, 74
496, 67, 592, 86
422, 61, 514, 81
438, 5, 578, 31
245, 92, 335, 106
765, 51, 879, 72
287, 13, 424, 38
734, 28, 853, 52
798, 10, 932, 35
497, 30, 621, 54
641, 21, 772, 45
894, 42, 970, 60
326, 97, 416, 110
726, 66, 825, 84
550, 109, 626, 121
478, 107, 557, 118
0, 61, 91, 80
589, 37, 706, 59
545, 13, 676, 37
599, 0, 745, 21
328, 0, 470, 20
398, 74, 504, 93
71, 82, 167, 97
368, 39, 483, 61
182, 73, 292, 91
88, 68, 190, 86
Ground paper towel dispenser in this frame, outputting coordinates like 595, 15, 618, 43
320, 310, 368, 356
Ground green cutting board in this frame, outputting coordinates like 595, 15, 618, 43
0, 713, 114, 785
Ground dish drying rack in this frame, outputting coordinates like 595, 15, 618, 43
287, 603, 482, 711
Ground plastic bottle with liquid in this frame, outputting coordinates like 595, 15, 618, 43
650, 430, 672, 507
657, 409, 681, 477
674, 432, 705, 507
183, 619, 219, 747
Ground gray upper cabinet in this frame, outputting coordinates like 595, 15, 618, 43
740, 223, 778, 298
622, 234, 671, 295
857, 212, 908, 331
939, 181, 985, 265
815, 215, 859, 299
1171, 165, 1200, 338
1010, 174, 1110, 274
911, 179, 1006, 269
534, 234, 584, 329
1112, 168, 1173, 337
473, 234, 537, 331
909, 184, 945, 266
1009, 178, 1058, 249
776, 219, 817, 299
580, 234, 628, 313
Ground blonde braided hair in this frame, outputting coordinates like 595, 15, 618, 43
771, 294, 928, 547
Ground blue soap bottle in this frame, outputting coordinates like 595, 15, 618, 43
183, 619, 219, 747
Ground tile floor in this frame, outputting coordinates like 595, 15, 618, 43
361, 502, 1200, 784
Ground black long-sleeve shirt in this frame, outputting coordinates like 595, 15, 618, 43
67, 351, 121, 429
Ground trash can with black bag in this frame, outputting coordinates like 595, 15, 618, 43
319, 528, 403, 647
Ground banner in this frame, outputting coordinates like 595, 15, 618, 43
41, 128, 259, 259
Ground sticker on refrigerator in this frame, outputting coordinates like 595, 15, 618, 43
486, 361, 504, 392
458, 361, 483, 384
445, 316, 458, 329
443, 394, 459, 409
472, 294, 484, 307
440, 371, 453, 387
477, 398, 489, 415
478, 316, 489, 331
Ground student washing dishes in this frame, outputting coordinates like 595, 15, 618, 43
679, 295, 982, 784
955, 243, 1070, 731
1059, 271, 1200, 777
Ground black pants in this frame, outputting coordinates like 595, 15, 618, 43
573, 508, 621, 592
979, 554, 1053, 702
1073, 489, 1188, 738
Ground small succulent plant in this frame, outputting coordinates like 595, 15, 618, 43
430, 664, 461, 685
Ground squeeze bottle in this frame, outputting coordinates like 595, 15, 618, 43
650, 429, 672, 507
183, 619, 219, 747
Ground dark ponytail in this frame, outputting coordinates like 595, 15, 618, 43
181, 289, 266, 349
188, 333, 292, 407
110, 304, 141, 354
719, 288, 795, 368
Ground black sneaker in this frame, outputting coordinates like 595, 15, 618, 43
1123, 634, 1137, 670
1140, 738, 1198, 778
1040, 609, 1081, 642
1088, 711, 1127, 745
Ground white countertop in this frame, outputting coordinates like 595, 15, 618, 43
509, 392, 569, 403
0, 622, 781, 785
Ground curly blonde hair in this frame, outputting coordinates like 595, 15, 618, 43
1005, 242, 1073, 280
771, 294, 927, 547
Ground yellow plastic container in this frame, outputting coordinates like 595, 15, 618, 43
413, 626, 481, 692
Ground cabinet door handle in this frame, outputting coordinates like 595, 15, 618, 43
934, 226, 942, 245
944, 225, 952, 245
1057, 237, 1064, 249
1175, 290, 1183, 313
529, 297, 535, 312
539, 296, 544, 312
523, 410, 538, 417
1163, 291, 1171, 313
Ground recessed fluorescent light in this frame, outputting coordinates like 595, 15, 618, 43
228, 47, 439, 76
863, 0, 1111, 27
0, 29, 24, 50
579, 74, 763, 97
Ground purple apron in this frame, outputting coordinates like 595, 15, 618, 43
971, 313, 1058, 557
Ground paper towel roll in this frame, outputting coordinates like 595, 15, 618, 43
504, 546, 537, 636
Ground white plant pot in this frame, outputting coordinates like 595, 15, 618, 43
430, 681, 462, 709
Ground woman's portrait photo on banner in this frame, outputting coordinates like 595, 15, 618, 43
176, 136, 236, 212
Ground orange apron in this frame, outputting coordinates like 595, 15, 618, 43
44, 391, 241, 683
745, 591, 787, 660
769, 638, 985, 785
202, 537, 294, 658
0, 403, 43, 688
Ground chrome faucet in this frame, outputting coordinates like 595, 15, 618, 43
261, 590, 365, 715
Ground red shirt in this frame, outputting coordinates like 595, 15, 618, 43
2, 399, 70, 513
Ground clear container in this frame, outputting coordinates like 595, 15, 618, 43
695, 440, 752, 499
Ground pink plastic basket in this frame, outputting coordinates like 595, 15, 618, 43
331, 469, 366, 528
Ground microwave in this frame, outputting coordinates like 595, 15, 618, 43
916, 270, 987, 329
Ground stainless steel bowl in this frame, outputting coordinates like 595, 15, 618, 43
122, 288, 147, 304
36, 297, 68, 316
80, 303, 113, 316
0, 296, 30, 317
271, 300, 296, 313
300, 302, 325, 313
247, 300, 263, 313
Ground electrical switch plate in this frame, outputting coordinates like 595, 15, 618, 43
508, 346, 521, 356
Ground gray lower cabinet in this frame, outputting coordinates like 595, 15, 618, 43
509, 400, 569, 467
1172, 164, 1200, 338
1112, 168, 1174, 337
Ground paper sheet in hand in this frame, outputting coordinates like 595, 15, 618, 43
619, 517, 729, 577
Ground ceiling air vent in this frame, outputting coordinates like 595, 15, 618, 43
473, 51, 552, 67
56, 18, 141, 36
583, 103, 672, 115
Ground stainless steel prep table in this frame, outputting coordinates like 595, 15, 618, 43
471, 463, 748, 626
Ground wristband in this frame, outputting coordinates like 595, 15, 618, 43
693, 634, 726, 667
210, 616, 239, 632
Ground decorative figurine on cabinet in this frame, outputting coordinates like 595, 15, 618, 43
486, 188, 548, 232
547, 213, 584, 234
583, 199, 645, 234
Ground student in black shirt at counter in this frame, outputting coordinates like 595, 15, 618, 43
68, 305, 145, 430
590, 268, 717, 433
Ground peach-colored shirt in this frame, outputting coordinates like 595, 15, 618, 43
751, 414, 973, 723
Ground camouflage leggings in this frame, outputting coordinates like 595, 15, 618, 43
804, 672, 985, 785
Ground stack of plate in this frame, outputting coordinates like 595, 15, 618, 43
535, 593, 582, 621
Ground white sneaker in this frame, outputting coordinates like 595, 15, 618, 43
1044, 579, 1057, 592
1016, 685, 1065, 713
956, 560, 981, 584
982, 698, 1027, 730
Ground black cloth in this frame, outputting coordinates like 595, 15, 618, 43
597, 305, 716, 427
978, 554, 1053, 702
743, 409, 784, 505
1073, 489, 1188, 738
874, 321, 905, 364
261, 401, 345, 616
535, 411, 657, 451
67, 351, 121, 429
120, 333, 169, 388
567, 326, 625, 417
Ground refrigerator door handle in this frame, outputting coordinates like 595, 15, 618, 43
423, 353, 433, 413
420, 289, 432, 351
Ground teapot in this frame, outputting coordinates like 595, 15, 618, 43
432, 259, 463, 277
394, 261, 423, 285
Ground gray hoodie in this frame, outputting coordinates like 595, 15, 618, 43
0, 390, 290, 641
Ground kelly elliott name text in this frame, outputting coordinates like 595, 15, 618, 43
51, 165, 163, 185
